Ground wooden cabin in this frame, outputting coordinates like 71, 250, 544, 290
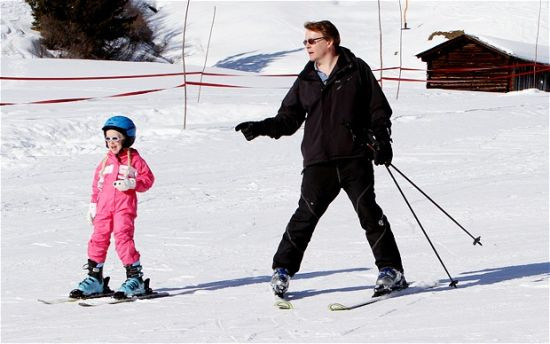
416, 34, 549, 92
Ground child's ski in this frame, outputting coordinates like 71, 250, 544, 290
39, 276, 115, 304
38, 292, 115, 305
78, 291, 170, 307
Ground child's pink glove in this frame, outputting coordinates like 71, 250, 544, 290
113, 178, 136, 192
87, 203, 97, 225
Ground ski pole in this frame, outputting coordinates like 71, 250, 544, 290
389, 163, 482, 246
386, 166, 459, 288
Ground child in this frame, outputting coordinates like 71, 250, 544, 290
70, 115, 155, 299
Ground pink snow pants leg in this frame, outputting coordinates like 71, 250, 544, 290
88, 211, 140, 266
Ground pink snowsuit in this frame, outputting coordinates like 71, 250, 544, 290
88, 148, 154, 266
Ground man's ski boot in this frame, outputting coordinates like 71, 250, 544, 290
373, 267, 408, 297
114, 262, 151, 299
69, 259, 113, 298
271, 268, 290, 297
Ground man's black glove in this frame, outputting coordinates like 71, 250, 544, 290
235, 121, 266, 141
367, 129, 393, 166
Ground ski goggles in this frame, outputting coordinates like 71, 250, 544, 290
105, 136, 124, 142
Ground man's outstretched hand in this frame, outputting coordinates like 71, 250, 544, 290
235, 121, 264, 141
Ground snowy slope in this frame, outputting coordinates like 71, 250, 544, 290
1, 1, 549, 343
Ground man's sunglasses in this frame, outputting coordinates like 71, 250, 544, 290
302, 37, 326, 46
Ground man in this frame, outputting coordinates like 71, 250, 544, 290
236, 20, 406, 297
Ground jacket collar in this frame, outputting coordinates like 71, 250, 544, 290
107, 148, 136, 160
299, 46, 357, 82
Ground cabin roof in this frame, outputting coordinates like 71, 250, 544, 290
416, 33, 549, 65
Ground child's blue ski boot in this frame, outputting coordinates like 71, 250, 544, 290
70, 259, 112, 298
114, 262, 148, 299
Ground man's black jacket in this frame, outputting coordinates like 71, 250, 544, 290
261, 46, 393, 167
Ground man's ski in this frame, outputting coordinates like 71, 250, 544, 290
329, 282, 438, 311
78, 291, 170, 307
38, 292, 115, 305
329, 292, 395, 310
274, 295, 293, 310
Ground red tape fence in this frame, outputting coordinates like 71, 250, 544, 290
2, 63, 544, 81
382, 66, 550, 83
0, 81, 250, 106
1, 63, 547, 106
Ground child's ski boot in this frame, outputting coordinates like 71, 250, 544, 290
373, 267, 408, 297
271, 268, 290, 297
69, 259, 113, 298
114, 262, 150, 299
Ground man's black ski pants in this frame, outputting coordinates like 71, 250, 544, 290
272, 157, 403, 276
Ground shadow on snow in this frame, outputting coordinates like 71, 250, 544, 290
155, 262, 549, 299
214, 48, 302, 73
155, 266, 370, 296
456, 261, 549, 287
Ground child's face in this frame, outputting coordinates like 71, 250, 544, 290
105, 129, 125, 154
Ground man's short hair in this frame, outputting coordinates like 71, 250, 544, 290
304, 20, 340, 48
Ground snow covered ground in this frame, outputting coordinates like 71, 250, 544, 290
1, 0, 549, 342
